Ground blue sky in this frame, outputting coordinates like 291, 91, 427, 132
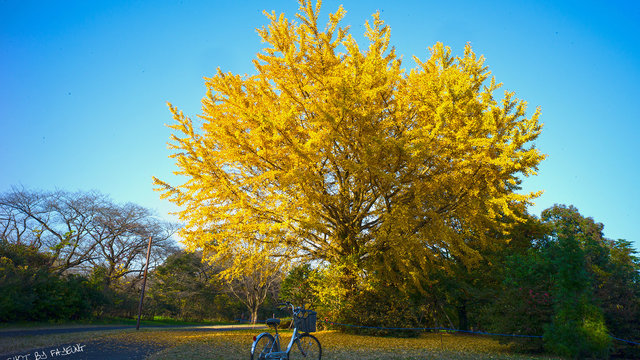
1, 0, 639, 251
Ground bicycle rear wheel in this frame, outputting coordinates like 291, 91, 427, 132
251, 333, 276, 360
288, 334, 321, 359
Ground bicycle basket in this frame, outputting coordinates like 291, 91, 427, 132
294, 310, 317, 333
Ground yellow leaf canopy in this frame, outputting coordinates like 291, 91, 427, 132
154, 0, 545, 279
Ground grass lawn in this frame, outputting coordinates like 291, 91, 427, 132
2, 327, 562, 360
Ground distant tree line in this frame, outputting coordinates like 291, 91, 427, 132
0, 187, 173, 320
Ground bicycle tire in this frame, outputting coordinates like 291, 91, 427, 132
288, 333, 321, 360
251, 332, 276, 360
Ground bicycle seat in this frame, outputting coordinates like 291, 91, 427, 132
266, 318, 281, 327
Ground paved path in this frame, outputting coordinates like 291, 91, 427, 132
2, 338, 166, 360
1, 325, 265, 360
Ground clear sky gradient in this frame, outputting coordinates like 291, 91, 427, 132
2, 0, 639, 250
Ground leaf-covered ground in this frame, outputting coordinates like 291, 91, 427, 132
2, 327, 562, 360
141, 330, 561, 360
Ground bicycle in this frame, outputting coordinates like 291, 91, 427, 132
250, 301, 322, 360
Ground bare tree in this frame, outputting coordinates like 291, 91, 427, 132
87, 201, 178, 286
0, 187, 178, 278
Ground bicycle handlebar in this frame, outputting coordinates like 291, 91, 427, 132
278, 301, 310, 317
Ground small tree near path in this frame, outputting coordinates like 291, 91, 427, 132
215, 242, 284, 324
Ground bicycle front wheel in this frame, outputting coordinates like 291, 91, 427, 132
288, 333, 321, 360
251, 333, 276, 360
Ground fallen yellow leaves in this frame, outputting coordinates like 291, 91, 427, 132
3, 327, 561, 360
137, 329, 561, 360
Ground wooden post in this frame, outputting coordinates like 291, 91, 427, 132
136, 236, 153, 330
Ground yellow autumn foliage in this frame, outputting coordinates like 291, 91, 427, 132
154, 0, 545, 283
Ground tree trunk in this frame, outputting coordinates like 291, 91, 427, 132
251, 306, 259, 324
457, 302, 468, 331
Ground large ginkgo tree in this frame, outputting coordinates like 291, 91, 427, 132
154, 0, 545, 294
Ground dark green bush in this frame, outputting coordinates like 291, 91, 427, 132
337, 286, 423, 337
0, 242, 103, 322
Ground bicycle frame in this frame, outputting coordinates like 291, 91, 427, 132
252, 326, 304, 359
251, 302, 310, 359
